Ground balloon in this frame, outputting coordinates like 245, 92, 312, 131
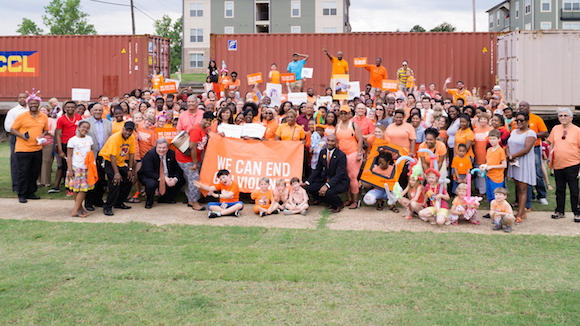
395, 156, 416, 166
393, 182, 403, 200
384, 183, 398, 206
471, 168, 487, 179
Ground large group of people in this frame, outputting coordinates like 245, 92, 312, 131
4, 52, 580, 232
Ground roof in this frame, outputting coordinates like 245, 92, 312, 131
486, 0, 510, 13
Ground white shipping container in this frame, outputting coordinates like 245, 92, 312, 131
497, 31, 580, 113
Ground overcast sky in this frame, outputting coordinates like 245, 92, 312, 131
1, 0, 500, 35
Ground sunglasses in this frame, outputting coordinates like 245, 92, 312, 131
559, 114, 569, 118
563, 130, 568, 140
376, 108, 385, 111
515, 118, 526, 123
340, 112, 349, 115
264, 112, 273, 115
444, 101, 451, 104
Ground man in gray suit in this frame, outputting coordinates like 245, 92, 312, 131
82, 103, 113, 211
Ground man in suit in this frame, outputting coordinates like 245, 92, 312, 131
138, 138, 185, 209
302, 134, 350, 213
82, 103, 113, 211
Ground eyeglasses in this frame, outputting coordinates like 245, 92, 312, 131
563, 130, 568, 140
376, 108, 385, 111
558, 114, 569, 118
264, 112, 273, 115
444, 101, 451, 104
515, 118, 525, 123
339, 112, 349, 115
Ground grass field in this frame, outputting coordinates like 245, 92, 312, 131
170, 73, 207, 85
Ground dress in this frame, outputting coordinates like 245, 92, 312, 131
507, 129, 537, 186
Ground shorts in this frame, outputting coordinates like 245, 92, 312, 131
398, 82, 406, 92
253, 204, 270, 213
207, 201, 244, 210
290, 79, 304, 91
486, 177, 506, 202
495, 214, 515, 226
425, 207, 449, 218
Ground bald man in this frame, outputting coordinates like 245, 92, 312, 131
324, 48, 349, 77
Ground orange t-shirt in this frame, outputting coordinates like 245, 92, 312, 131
485, 146, 506, 183
451, 155, 472, 176
418, 141, 447, 166
455, 128, 475, 159
350, 116, 375, 136
438, 129, 448, 143
446, 89, 473, 104
111, 120, 125, 135
473, 126, 493, 165
528, 113, 547, 147
548, 124, 580, 170
215, 181, 240, 203
275, 123, 305, 141
262, 119, 279, 140
270, 70, 280, 84
137, 126, 157, 158
331, 57, 349, 75
223, 79, 241, 92
385, 122, 416, 151
335, 122, 359, 155
12, 112, 49, 153
251, 189, 274, 209
365, 65, 388, 88
490, 200, 513, 215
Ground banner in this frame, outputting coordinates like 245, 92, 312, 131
156, 127, 179, 151
288, 92, 307, 105
200, 136, 304, 193
353, 57, 367, 67
381, 79, 398, 92
348, 81, 360, 100
280, 73, 296, 83
71, 88, 91, 101
332, 74, 349, 100
265, 83, 282, 107
159, 81, 178, 94
247, 72, 263, 84
360, 139, 409, 190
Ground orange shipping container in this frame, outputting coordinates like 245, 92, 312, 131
0, 34, 170, 101
211, 32, 497, 96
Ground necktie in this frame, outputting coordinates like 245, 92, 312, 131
159, 158, 166, 196
327, 150, 331, 168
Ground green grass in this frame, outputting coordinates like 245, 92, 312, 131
170, 73, 207, 85
0, 220, 579, 325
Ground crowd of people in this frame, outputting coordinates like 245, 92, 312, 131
5, 53, 580, 232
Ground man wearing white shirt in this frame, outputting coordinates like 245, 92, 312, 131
4, 93, 28, 193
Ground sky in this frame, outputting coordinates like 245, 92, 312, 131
1, 0, 500, 35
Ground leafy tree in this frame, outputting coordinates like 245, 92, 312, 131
154, 15, 183, 73
17, 18, 44, 35
430, 22, 456, 32
410, 25, 426, 32
42, 0, 97, 35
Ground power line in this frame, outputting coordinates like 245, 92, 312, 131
89, 0, 130, 7
133, 6, 157, 21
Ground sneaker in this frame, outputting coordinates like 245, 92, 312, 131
300, 209, 308, 215
271, 209, 280, 215
504, 226, 512, 233
539, 198, 549, 205
444, 221, 451, 226
551, 212, 565, 219
405, 214, 412, 220
208, 211, 219, 219
234, 210, 240, 218
259, 211, 266, 217
283, 209, 292, 215
575, 215, 580, 223
47, 187, 60, 193
492, 225, 502, 231
483, 213, 491, 219
66, 190, 73, 197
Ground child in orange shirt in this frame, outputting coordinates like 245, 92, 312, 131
398, 169, 426, 219
251, 177, 280, 217
284, 177, 309, 215
489, 187, 515, 233
451, 143, 472, 195
448, 183, 480, 225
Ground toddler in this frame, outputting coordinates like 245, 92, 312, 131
284, 177, 309, 215
489, 187, 514, 233
451, 143, 472, 195
448, 183, 480, 225
398, 173, 426, 219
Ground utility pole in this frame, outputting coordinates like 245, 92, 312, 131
473, 0, 476, 32
130, 0, 135, 35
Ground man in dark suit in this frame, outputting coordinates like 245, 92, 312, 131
138, 138, 185, 209
303, 134, 350, 213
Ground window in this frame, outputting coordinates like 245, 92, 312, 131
563, 0, 579, 10
497, 12, 500, 26
224, 27, 234, 34
291, 26, 301, 33
515, 1, 519, 18
323, 1, 337, 15
541, 0, 551, 11
489, 14, 494, 28
291, 1, 300, 17
525, 23, 532, 30
525, 0, 531, 14
190, 3, 203, 17
225, 1, 234, 18
190, 28, 203, 42
540, 21, 552, 29
563, 22, 580, 29
190, 54, 203, 68
323, 27, 337, 33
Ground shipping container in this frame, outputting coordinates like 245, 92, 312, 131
497, 30, 580, 114
0, 35, 170, 102
211, 32, 497, 96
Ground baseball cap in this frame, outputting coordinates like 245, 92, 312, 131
339, 105, 351, 112
123, 121, 136, 130
493, 85, 501, 91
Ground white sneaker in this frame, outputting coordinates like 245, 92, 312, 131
539, 198, 549, 205
300, 209, 308, 215
283, 209, 292, 215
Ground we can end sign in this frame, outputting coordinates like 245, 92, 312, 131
228, 40, 237, 51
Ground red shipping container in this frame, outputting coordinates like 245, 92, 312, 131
0, 35, 170, 101
211, 32, 497, 96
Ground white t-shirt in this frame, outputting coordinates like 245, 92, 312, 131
67, 136, 94, 169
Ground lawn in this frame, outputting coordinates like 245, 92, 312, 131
0, 219, 579, 325
170, 73, 207, 85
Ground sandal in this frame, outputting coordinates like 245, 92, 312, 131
389, 206, 399, 213
125, 197, 141, 203
344, 200, 354, 207
72, 211, 89, 218
547, 184, 554, 191
376, 203, 384, 211
348, 202, 358, 209
515, 216, 523, 225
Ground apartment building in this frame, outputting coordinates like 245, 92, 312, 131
487, 0, 580, 32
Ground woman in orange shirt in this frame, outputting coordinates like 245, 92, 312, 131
454, 114, 475, 160
260, 107, 279, 140
336, 105, 364, 209
275, 109, 305, 141
324, 111, 337, 136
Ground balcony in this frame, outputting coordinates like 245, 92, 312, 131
561, 9, 580, 20
256, 11, 269, 21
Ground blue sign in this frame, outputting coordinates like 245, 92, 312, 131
228, 40, 237, 51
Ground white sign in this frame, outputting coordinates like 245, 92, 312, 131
71, 88, 91, 101
301, 67, 313, 79
240, 123, 266, 139
348, 81, 360, 100
228, 40, 237, 51
288, 92, 308, 105
316, 96, 333, 108
265, 83, 282, 107
217, 124, 243, 138
165, 78, 180, 89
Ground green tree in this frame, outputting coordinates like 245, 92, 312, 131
42, 0, 97, 35
410, 25, 426, 32
17, 18, 44, 35
430, 22, 456, 32
154, 15, 183, 73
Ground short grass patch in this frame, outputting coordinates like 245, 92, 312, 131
170, 73, 206, 85
0, 220, 579, 325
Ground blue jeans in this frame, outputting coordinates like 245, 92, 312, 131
533, 146, 547, 199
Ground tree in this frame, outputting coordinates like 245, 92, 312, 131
17, 18, 44, 35
42, 0, 97, 35
410, 25, 426, 32
430, 22, 456, 32
154, 15, 183, 74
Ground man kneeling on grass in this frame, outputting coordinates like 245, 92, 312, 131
194, 169, 244, 218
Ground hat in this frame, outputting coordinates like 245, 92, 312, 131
396, 97, 405, 101
339, 105, 351, 112
315, 124, 327, 129
493, 85, 501, 91
492, 94, 501, 100
123, 121, 136, 130
293, 53, 299, 56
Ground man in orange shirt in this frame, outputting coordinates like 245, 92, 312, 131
151, 66, 164, 91
223, 71, 241, 100
365, 58, 387, 95
443, 77, 472, 104
324, 48, 349, 77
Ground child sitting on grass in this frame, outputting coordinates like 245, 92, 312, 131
273, 179, 289, 207
448, 183, 480, 225
284, 177, 309, 215
398, 167, 426, 219
418, 171, 450, 225
451, 143, 472, 195
193, 169, 244, 218
251, 177, 280, 217
489, 187, 515, 233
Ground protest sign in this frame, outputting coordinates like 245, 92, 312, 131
280, 73, 296, 83
332, 74, 349, 100
71, 88, 91, 101
247, 72, 263, 84
360, 139, 409, 190
288, 92, 308, 105
265, 83, 282, 107
353, 57, 367, 67
381, 79, 398, 92
301, 68, 313, 79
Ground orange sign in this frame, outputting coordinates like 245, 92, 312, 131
247, 72, 263, 84
381, 79, 398, 92
280, 73, 296, 83
159, 82, 177, 94
200, 136, 304, 193
353, 57, 367, 67
156, 127, 179, 151
360, 139, 409, 190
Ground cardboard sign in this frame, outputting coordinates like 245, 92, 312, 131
354, 57, 367, 67
71, 88, 91, 101
316, 96, 333, 108
159, 81, 177, 94
348, 82, 360, 100
265, 83, 282, 107
287, 92, 308, 105
280, 73, 296, 83
240, 123, 266, 139
301, 67, 313, 79
247, 72, 263, 84
360, 139, 409, 190
381, 79, 398, 92
156, 127, 179, 151
332, 74, 349, 100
